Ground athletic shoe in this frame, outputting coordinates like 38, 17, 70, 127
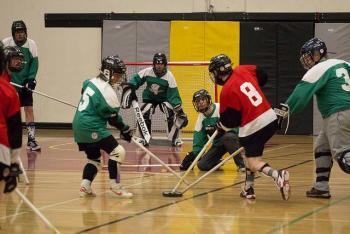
274, 170, 291, 200
110, 185, 133, 198
240, 186, 256, 199
79, 186, 96, 198
306, 187, 331, 199
27, 140, 41, 151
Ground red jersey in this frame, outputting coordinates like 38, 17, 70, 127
219, 65, 277, 137
0, 76, 21, 165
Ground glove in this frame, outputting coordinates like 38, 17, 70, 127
23, 79, 37, 90
120, 125, 132, 142
274, 103, 289, 130
204, 124, 216, 136
174, 105, 188, 129
121, 84, 137, 109
215, 121, 227, 137
179, 152, 196, 171
4, 163, 21, 193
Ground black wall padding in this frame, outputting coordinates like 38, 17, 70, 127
240, 22, 278, 106
277, 22, 314, 135
240, 22, 314, 135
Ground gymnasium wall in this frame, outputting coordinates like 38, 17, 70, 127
1, 0, 350, 135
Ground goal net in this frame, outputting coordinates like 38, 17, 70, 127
117, 61, 216, 136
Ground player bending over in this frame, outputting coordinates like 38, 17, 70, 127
73, 55, 133, 198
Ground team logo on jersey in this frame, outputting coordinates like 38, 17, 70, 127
91, 132, 98, 140
149, 84, 161, 95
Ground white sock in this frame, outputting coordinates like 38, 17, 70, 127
81, 179, 91, 188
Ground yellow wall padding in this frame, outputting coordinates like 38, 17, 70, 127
169, 21, 240, 132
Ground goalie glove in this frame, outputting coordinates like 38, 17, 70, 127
174, 105, 188, 129
274, 103, 290, 130
121, 84, 137, 109
179, 151, 196, 171
120, 125, 133, 142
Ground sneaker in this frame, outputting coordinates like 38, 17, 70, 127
110, 185, 133, 199
240, 186, 256, 199
274, 170, 291, 200
134, 137, 149, 147
27, 140, 41, 151
79, 186, 96, 198
172, 138, 183, 147
306, 187, 331, 199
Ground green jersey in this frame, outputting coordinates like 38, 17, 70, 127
73, 78, 125, 143
2, 37, 39, 85
192, 103, 238, 156
128, 67, 182, 107
287, 59, 350, 118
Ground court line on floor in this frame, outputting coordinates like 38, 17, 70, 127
0, 174, 158, 221
76, 159, 312, 233
267, 194, 350, 234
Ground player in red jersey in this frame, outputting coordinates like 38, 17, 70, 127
209, 54, 290, 200
0, 43, 23, 199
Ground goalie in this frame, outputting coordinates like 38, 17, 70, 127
180, 89, 245, 172
121, 53, 188, 146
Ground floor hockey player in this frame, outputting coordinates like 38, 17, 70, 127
276, 37, 350, 198
121, 53, 188, 147
73, 55, 133, 198
209, 54, 290, 200
180, 89, 245, 172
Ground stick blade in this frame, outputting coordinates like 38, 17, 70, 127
162, 191, 183, 197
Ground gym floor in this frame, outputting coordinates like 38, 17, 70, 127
0, 130, 349, 234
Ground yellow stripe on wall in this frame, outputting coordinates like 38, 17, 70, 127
170, 21, 240, 132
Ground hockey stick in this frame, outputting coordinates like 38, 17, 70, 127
132, 137, 189, 185
178, 147, 244, 197
15, 189, 60, 233
10, 82, 77, 109
18, 156, 30, 185
132, 100, 151, 144
162, 130, 218, 197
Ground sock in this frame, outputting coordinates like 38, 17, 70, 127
260, 164, 279, 180
27, 122, 36, 141
81, 179, 91, 188
244, 169, 255, 190
108, 159, 120, 183
82, 163, 98, 182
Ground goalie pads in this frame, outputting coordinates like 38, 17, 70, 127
121, 84, 137, 109
174, 106, 188, 129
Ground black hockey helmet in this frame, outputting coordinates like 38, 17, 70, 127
4, 46, 24, 72
153, 52, 167, 77
208, 54, 233, 85
11, 20, 27, 46
100, 55, 126, 82
192, 89, 212, 113
300, 37, 327, 70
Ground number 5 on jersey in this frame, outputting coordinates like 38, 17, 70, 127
78, 87, 95, 111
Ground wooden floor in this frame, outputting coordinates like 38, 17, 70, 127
1, 130, 350, 234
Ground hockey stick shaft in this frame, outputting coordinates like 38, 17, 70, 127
181, 147, 244, 194
132, 100, 151, 144
10, 82, 77, 109
170, 130, 218, 192
132, 138, 189, 185
15, 189, 60, 233
18, 156, 29, 184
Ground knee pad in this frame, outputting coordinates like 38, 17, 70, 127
87, 158, 102, 171
109, 145, 126, 163
141, 103, 154, 121
337, 150, 350, 174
